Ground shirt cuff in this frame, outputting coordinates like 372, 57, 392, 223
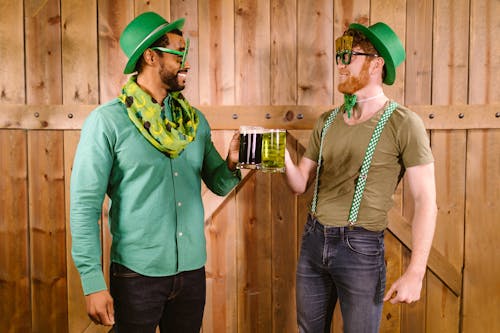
81, 272, 107, 295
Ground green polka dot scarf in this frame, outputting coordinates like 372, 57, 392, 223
118, 76, 199, 158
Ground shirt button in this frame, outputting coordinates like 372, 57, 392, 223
178, 232, 183, 237
177, 202, 182, 207
174, 172, 179, 176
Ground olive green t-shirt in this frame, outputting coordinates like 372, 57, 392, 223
304, 102, 433, 231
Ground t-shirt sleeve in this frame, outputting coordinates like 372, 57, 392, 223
398, 111, 434, 167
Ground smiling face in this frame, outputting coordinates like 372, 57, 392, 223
337, 47, 372, 95
156, 32, 190, 92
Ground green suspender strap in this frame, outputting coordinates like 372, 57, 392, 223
310, 101, 398, 227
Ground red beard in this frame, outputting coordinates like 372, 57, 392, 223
338, 59, 371, 95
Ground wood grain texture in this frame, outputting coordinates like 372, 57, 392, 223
0, 130, 30, 333
463, 128, 500, 332
235, 0, 270, 105
297, 0, 333, 105
0, 1, 25, 104
270, 0, 297, 105
3, 104, 499, 130
198, 0, 235, 105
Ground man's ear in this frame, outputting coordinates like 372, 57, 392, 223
371, 57, 385, 76
143, 49, 156, 65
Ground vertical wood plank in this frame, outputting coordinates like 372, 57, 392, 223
270, 0, 297, 105
198, 0, 235, 105
0, 1, 25, 104
468, 0, 500, 104
234, 1, 272, 332
98, 0, 133, 102
432, 0, 470, 104
237, 173, 272, 333
235, 0, 270, 105
297, 0, 333, 105
429, 131, 465, 272
61, 0, 99, 105
204, 193, 238, 333
271, 175, 297, 332
171, 0, 199, 104
0, 130, 30, 333
0, 1, 28, 332
28, 131, 68, 333
61, 0, 99, 330
203, 129, 238, 333
134, 0, 170, 18
426, 0, 470, 331
25, 0, 62, 104
405, 0, 433, 105
25, 0, 67, 331
463, 129, 500, 333
270, 2, 298, 331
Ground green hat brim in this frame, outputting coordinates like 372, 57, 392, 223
123, 18, 185, 74
348, 23, 405, 85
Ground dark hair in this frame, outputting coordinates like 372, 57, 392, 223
343, 28, 386, 80
135, 29, 183, 73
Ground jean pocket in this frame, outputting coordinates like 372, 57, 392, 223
302, 219, 315, 237
345, 234, 381, 256
111, 263, 142, 278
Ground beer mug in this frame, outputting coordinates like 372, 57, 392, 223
261, 129, 286, 173
237, 126, 264, 170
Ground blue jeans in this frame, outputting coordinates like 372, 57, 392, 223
109, 263, 206, 333
296, 215, 386, 333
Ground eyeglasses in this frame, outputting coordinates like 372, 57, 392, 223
335, 50, 379, 65
150, 38, 190, 69
335, 35, 378, 65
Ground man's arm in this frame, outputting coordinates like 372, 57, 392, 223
384, 162, 437, 304
284, 149, 317, 195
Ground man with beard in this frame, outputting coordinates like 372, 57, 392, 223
70, 12, 241, 332
284, 22, 437, 332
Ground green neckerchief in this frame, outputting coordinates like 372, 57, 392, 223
343, 94, 357, 118
118, 76, 199, 158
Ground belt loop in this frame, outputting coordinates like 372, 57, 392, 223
340, 226, 345, 240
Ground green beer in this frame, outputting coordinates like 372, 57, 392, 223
261, 129, 286, 173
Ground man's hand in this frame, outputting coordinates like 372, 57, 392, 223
383, 270, 423, 304
85, 290, 115, 326
226, 130, 240, 171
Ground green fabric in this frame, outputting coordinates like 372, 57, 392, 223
343, 94, 357, 118
70, 99, 240, 295
304, 103, 434, 231
118, 76, 199, 158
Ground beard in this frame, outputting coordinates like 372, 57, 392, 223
159, 63, 185, 92
337, 59, 371, 95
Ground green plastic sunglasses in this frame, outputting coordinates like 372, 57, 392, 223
150, 38, 190, 69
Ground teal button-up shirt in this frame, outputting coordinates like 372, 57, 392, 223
70, 98, 240, 295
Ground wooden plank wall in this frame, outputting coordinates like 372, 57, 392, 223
0, 0, 499, 332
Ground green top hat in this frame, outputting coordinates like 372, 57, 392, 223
348, 22, 405, 85
120, 12, 185, 74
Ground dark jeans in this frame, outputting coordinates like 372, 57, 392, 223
296, 215, 386, 333
109, 263, 206, 333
